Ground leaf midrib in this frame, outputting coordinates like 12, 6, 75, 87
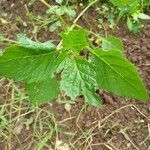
74, 59, 96, 89
0, 52, 54, 64
94, 51, 145, 96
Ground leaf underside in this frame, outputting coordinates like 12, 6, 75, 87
17, 34, 55, 50
60, 57, 102, 106
102, 35, 124, 52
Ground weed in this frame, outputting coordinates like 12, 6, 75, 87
0, 0, 149, 107
110, 0, 150, 33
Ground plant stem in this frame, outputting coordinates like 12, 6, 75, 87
57, 0, 99, 49
39, 0, 68, 30
40, 0, 51, 8
70, 0, 98, 29
0, 39, 19, 44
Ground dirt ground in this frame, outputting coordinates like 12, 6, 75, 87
0, 0, 150, 150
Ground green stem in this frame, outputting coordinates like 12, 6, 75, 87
57, 0, 99, 49
40, 0, 68, 30
71, 0, 98, 28
1, 39, 19, 44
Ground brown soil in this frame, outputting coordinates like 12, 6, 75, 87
0, 0, 150, 150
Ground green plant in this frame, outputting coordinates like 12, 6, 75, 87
96, 0, 150, 32
109, 0, 150, 33
0, 0, 149, 106
25, 0, 76, 38
46, 4, 76, 32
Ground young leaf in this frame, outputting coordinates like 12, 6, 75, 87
17, 34, 55, 50
93, 49, 149, 100
0, 45, 57, 83
55, 0, 63, 4
60, 57, 101, 106
55, 6, 66, 16
102, 35, 124, 52
61, 29, 89, 52
47, 6, 76, 18
127, 17, 141, 33
49, 21, 61, 32
26, 77, 59, 105
138, 13, 150, 20
64, 7, 76, 18
46, 6, 59, 15
127, 17, 133, 32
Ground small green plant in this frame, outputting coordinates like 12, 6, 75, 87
25, 0, 76, 37
96, 0, 150, 32
0, 0, 149, 106
109, 0, 150, 33
46, 4, 76, 32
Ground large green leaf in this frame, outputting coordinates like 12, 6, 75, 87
0, 45, 57, 83
61, 29, 89, 52
17, 34, 55, 50
26, 77, 59, 104
94, 49, 149, 100
60, 57, 101, 106
102, 35, 124, 52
